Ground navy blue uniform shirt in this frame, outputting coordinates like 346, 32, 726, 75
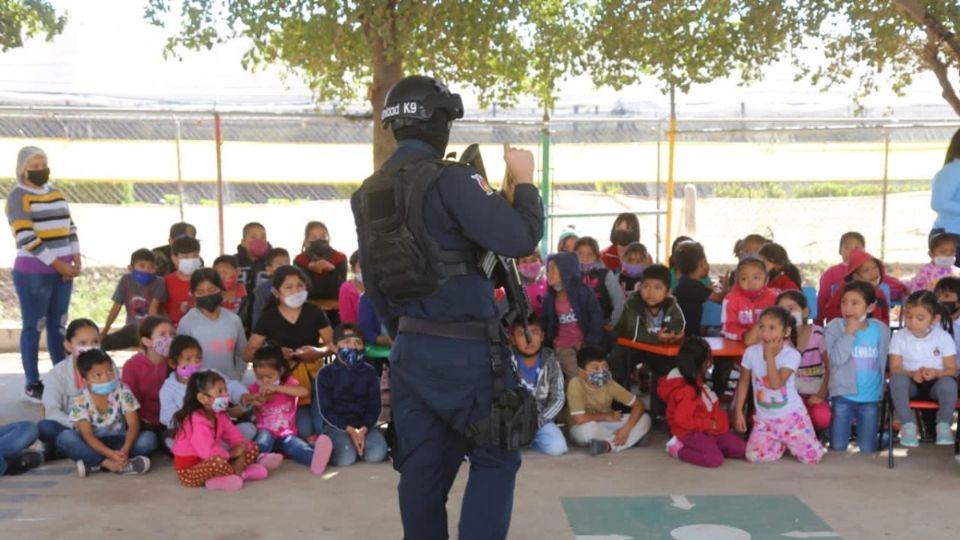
354, 139, 544, 334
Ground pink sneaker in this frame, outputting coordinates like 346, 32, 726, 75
311, 435, 334, 475
665, 436, 684, 459
257, 453, 284, 471
241, 463, 269, 481
205, 475, 243, 491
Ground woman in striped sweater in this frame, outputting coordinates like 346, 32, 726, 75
6, 146, 81, 402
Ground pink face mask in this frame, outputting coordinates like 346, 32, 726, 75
247, 239, 269, 258
176, 363, 201, 380
518, 262, 542, 280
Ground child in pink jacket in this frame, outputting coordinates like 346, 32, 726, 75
172, 370, 282, 490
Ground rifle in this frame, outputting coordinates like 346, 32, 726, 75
459, 144, 534, 343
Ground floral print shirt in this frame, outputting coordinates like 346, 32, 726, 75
68, 384, 140, 432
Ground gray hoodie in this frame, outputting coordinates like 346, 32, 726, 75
824, 318, 889, 398
512, 347, 565, 427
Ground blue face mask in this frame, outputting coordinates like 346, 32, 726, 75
587, 369, 612, 387
131, 269, 157, 286
90, 378, 118, 396
338, 347, 366, 368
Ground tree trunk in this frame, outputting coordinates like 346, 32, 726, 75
891, 0, 960, 115
369, 34, 403, 170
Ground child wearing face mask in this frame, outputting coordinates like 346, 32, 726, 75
102, 248, 163, 351
338, 251, 364, 325
172, 370, 283, 490
575, 236, 626, 329
248, 346, 333, 473
567, 346, 651, 455
734, 307, 825, 464
120, 316, 174, 436
38, 319, 101, 459
177, 269, 248, 382
160, 236, 203, 327
245, 265, 334, 439
213, 255, 247, 317
159, 335, 255, 443
821, 249, 891, 325
315, 325, 389, 467
824, 281, 889, 453
618, 242, 649, 293
889, 291, 958, 447
57, 349, 157, 477
934, 277, 960, 353
909, 233, 960, 293
234, 221, 271, 299
294, 221, 347, 324
776, 291, 831, 432
518, 250, 547, 317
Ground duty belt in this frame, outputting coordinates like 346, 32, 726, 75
397, 316, 495, 342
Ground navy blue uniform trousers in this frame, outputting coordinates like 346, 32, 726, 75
390, 332, 520, 540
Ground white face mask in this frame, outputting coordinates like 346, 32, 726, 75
355, 271, 363, 282
790, 310, 804, 327
177, 257, 202, 275
283, 290, 308, 309
934, 256, 956, 269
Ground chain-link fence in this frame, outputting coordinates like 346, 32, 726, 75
0, 107, 956, 322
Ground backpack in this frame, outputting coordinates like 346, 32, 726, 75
353, 155, 478, 304
582, 266, 613, 320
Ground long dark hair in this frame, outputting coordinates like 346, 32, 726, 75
676, 337, 712, 395
759, 306, 798, 347
609, 213, 640, 245
904, 290, 954, 336
171, 370, 225, 434
759, 242, 802, 287
945, 127, 960, 165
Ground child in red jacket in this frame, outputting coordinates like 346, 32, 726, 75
659, 337, 746, 468
820, 249, 891, 325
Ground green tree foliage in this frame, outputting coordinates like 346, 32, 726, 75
0, 0, 65, 52
145, 1, 960, 168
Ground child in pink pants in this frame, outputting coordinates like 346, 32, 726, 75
776, 291, 832, 432
734, 307, 826, 465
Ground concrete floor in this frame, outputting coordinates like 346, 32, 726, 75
0, 353, 958, 540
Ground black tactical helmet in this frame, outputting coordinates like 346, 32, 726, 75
381, 76, 464, 130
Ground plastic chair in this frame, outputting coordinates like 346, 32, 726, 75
884, 392, 960, 468
802, 286, 818, 322
702, 301, 723, 327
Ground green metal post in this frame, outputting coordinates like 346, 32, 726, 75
540, 110, 551, 258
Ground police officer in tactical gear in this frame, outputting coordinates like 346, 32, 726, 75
352, 75, 544, 540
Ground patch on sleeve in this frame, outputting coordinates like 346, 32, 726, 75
472, 174, 494, 196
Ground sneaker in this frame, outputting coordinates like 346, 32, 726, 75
899, 422, 920, 448
4, 449, 44, 475
589, 439, 612, 456
117, 456, 151, 475
76, 460, 100, 478
665, 436, 684, 459
21, 382, 43, 404
936, 422, 954, 446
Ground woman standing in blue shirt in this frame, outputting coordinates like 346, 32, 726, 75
930, 128, 960, 263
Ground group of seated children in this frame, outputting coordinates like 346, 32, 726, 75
516, 220, 960, 468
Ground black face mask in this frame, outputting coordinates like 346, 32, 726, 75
395, 111, 452, 156
195, 292, 223, 312
943, 301, 958, 315
611, 229, 636, 247
27, 168, 50, 186
309, 239, 333, 258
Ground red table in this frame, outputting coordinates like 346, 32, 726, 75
616, 337, 746, 358
616, 337, 747, 421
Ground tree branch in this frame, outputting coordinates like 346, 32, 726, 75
892, 0, 960, 59
924, 40, 960, 116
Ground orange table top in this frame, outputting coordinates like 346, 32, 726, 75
616, 337, 746, 358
